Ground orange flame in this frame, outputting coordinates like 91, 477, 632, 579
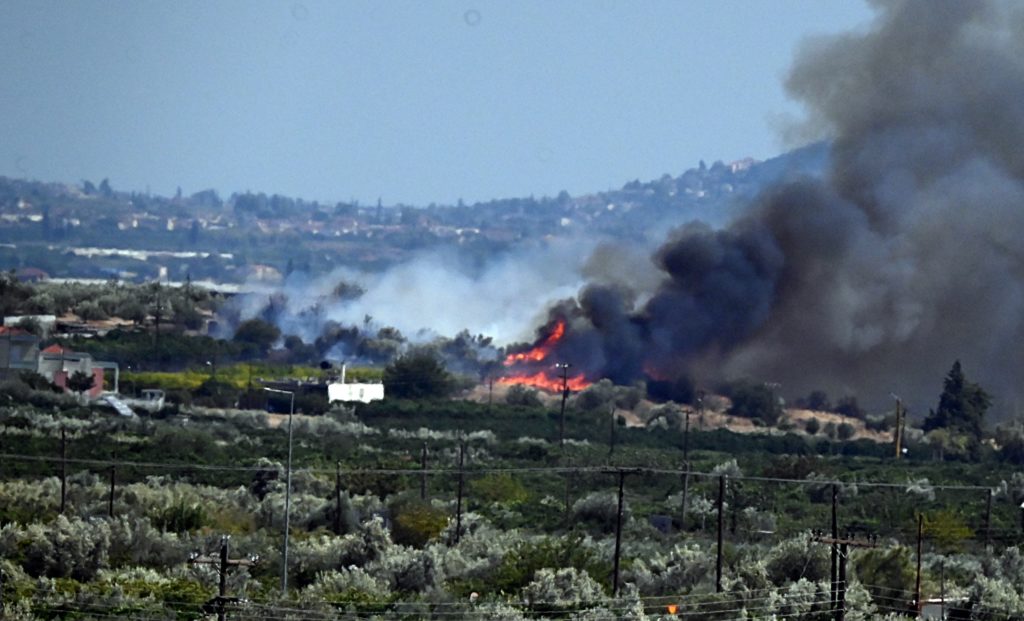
497, 371, 591, 393
504, 319, 566, 366
499, 319, 592, 392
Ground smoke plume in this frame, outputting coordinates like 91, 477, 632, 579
545, 0, 1024, 414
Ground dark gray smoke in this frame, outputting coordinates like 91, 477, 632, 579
546, 0, 1024, 415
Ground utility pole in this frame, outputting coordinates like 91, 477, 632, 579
811, 532, 877, 621
334, 462, 343, 536
563, 459, 573, 527
188, 536, 259, 621
682, 393, 701, 531
608, 405, 616, 460
940, 559, 946, 621
914, 513, 924, 615
420, 442, 428, 501
716, 475, 725, 593
555, 363, 571, 448
455, 439, 465, 544
985, 488, 993, 547
837, 541, 849, 621
60, 428, 67, 515
153, 285, 162, 367
263, 387, 295, 596
831, 483, 839, 610
108, 451, 116, 518
611, 469, 626, 597
1019, 500, 1024, 537
892, 394, 903, 460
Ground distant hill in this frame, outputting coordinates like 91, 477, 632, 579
0, 143, 829, 282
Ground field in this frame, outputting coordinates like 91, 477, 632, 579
0, 391, 1021, 620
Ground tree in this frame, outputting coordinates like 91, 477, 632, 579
855, 546, 917, 612
796, 390, 831, 412
923, 360, 991, 440
804, 417, 821, 435
506, 384, 543, 407
834, 395, 865, 419
66, 369, 95, 396
382, 350, 453, 399
727, 381, 782, 425
232, 318, 281, 356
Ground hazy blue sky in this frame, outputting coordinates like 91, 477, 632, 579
0, 1, 872, 206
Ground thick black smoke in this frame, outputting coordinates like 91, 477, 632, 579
548, 0, 1024, 414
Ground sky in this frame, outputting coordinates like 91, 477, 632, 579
0, 1, 873, 206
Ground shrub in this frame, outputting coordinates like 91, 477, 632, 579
765, 534, 830, 586
389, 499, 449, 548
382, 350, 454, 399
469, 473, 528, 506
628, 542, 713, 595
804, 417, 821, 435
505, 384, 543, 407
834, 395, 865, 419
485, 534, 609, 595
572, 492, 627, 533
726, 381, 782, 425
523, 567, 606, 614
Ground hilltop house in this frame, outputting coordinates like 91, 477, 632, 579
36, 344, 119, 399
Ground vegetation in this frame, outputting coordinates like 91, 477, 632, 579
0, 279, 1021, 617
924, 360, 992, 450
0, 391, 1019, 619
382, 350, 454, 399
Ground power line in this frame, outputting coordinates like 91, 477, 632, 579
0, 451, 1011, 492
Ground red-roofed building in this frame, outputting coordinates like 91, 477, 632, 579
37, 344, 118, 399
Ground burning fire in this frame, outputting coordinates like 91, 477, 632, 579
503, 319, 565, 366
499, 318, 592, 393
497, 371, 591, 393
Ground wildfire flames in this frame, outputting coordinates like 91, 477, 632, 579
499, 318, 592, 393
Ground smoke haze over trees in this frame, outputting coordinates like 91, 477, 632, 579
520, 0, 1024, 415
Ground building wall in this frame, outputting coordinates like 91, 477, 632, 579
39, 353, 104, 398
328, 383, 385, 404
0, 333, 40, 381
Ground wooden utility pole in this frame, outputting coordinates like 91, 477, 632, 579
188, 536, 258, 621
487, 376, 493, 411
716, 475, 725, 592
811, 533, 877, 621
914, 514, 924, 615
608, 405, 617, 459
563, 460, 573, 527
611, 469, 625, 597
153, 285, 162, 367
681, 396, 696, 530
556, 363, 571, 448
420, 442, 428, 501
893, 395, 903, 459
830, 484, 839, 609
60, 428, 67, 515
940, 560, 946, 621
455, 440, 465, 544
334, 462, 343, 535
108, 451, 116, 518
985, 488, 993, 547
837, 542, 849, 621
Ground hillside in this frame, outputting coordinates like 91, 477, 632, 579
0, 144, 827, 283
